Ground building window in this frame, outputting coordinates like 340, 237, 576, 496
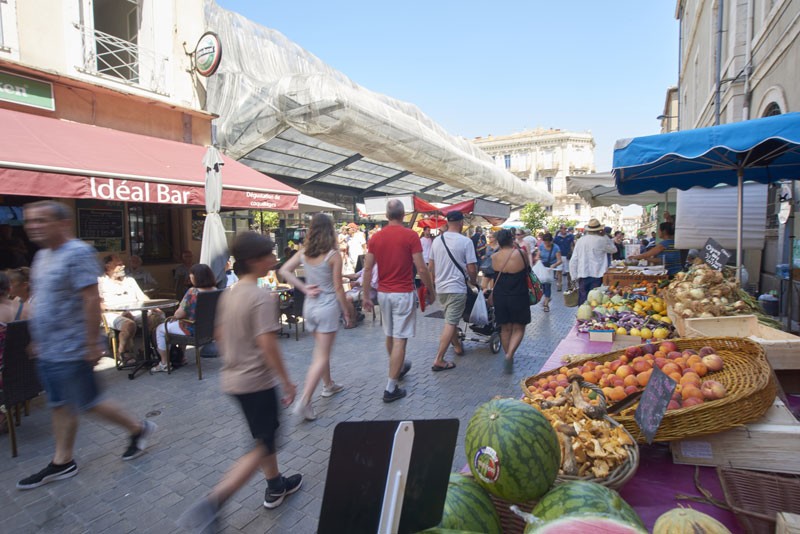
763, 102, 781, 117
129, 204, 174, 263
575, 203, 581, 215
545, 177, 553, 193
504, 154, 511, 169
0, 0, 6, 49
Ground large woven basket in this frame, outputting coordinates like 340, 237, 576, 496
718, 467, 800, 534
523, 337, 776, 443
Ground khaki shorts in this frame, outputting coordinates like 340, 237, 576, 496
439, 292, 467, 325
378, 291, 417, 339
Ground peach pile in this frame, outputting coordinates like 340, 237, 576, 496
527, 342, 727, 410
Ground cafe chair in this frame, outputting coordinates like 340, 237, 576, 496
283, 290, 305, 341
1, 320, 43, 458
164, 289, 223, 380
101, 315, 125, 369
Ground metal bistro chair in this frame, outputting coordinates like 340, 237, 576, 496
1, 320, 42, 458
164, 289, 223, 380
284, 290, 305, 341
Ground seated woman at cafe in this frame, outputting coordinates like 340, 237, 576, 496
6, 266, 31, 320
151, 263, 217, 373
0, 271, 18, 323
99, 254, 163, 364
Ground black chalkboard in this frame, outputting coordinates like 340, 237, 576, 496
700, 238, 731, 271
78, 209, 124, 239
634, 365, 677, 444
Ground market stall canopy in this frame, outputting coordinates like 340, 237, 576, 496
298, 194, 346, 213
566, 173, 678, 207
439, 198, 510, 225
0, 108, 299, 210
363, 195, 440, 216
613, 113, 800, 194
613, 112, 800, 278
203, 0, 553, 207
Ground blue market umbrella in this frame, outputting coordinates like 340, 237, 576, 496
200, 147, 230, 287
613, 112, 800, 279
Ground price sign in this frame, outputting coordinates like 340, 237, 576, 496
634, 365, 677, 444
700, 238, 731, 271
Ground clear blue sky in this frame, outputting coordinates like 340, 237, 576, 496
216, 0, 678, 173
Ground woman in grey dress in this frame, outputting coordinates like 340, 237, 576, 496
280, 214, 352, 421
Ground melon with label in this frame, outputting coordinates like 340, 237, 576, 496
465, 398, 560, 502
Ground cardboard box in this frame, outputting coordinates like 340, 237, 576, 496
682, 315, 800, 370
671, 399, 800, 475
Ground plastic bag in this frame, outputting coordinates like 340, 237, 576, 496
532, 260, 553, 284
469, 290, 489, 326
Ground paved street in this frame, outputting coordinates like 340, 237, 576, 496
1, 292, 575, 533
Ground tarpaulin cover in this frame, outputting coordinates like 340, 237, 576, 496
203, 0, 553, 205
0, 108, 299, 210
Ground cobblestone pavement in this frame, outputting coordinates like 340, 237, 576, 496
1, 291, 576, 533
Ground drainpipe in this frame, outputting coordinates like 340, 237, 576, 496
678, 9, 683, 130
742, 0, 754, 121
714, 0, 724, 125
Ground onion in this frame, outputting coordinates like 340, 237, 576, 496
689, 288, 705, 299
673, 302, 686, 313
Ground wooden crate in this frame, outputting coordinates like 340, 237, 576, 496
671, 398, 800, 475
777, 512, 800, 534
683, 315, 800, 370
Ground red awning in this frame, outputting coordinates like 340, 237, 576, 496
0, 108, 298, 210
412, 195, 440, 213
439, 199, 475, 215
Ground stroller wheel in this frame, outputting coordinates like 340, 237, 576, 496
490, 332, 501, 354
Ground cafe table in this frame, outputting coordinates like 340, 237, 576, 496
105, 299, 179, 379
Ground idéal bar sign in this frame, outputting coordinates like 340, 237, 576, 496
89, 177, 194, 204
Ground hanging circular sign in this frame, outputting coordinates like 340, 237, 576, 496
194, 32, 222, 77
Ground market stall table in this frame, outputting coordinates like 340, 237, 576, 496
105, 299, 178, 380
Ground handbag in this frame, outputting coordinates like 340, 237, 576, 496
518, 247, 543, 306
563, 280, 579, 308
439, 233, 477, 322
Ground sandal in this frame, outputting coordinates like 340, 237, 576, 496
543, 303, 550, 312
431, 361, 456, 372
452, 337, 464, 356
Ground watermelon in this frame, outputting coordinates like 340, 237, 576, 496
439, 474, 502, 534
526, 515, 647, 533
532, 481, 644, 529
465, 398, 560, 502
420, 529, 484, 534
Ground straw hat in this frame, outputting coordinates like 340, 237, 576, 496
585, 218, 603, 232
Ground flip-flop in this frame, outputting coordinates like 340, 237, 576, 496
452, 338, 464, 356
431, 361, 456, 372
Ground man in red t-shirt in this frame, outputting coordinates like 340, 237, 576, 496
363, 199, 435, 403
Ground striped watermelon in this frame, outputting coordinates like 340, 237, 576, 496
526, 515, 647, 533
465, 399, 560, 502
439, 473, 502, 534
532, 481, 644, 529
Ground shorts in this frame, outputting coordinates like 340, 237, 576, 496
37, 359, 104, 411
378, 291, 417, 339
304, 296, 341, 333
107, 311, 142, 330
345, 288, 362, 303
233, 388, 280, 454
438, 292, 467, 325
562, 257, 570, 273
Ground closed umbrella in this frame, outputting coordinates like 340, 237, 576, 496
613, 112, 800, 280
200, 147, 230, 287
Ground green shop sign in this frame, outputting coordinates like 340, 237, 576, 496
0, 70, 55, 111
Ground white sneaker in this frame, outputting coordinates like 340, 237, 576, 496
320, 382, 345, 398
294, 401, 317, 421
149, 362, 168, 374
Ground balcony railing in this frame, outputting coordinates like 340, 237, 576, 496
73, 22, 169, 95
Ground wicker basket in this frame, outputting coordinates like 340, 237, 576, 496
602, 270, 668, 287
718, 467, 800, 534
490, 495, 535, 534
523, 337, 777, 443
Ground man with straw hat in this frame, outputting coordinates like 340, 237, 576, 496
569, 218, 617, 305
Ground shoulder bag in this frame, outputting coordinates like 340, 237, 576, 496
440, 233, 477, 322
518, 246, 543, 306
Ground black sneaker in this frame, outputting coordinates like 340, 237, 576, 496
263, 474, 303, 509
398, 361, 412, 380
383, 386, 407, 403
17, 460, 78, 490
122, 420, 157, 461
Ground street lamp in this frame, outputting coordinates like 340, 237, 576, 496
656, 114, 677, 121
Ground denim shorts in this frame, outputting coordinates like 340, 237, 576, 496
37, 359, 103, 411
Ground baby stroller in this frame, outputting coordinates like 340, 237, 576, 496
456, 289, 502, 354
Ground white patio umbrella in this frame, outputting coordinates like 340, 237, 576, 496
200, 147, 230, 287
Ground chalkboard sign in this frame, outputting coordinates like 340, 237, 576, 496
634, 365, 677, 444
700, 238, 731, 271
78, 209, 124, 239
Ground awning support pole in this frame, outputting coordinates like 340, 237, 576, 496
736, 169, 744, 284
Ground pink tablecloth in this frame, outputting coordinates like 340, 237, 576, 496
538, 325, 615, 374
